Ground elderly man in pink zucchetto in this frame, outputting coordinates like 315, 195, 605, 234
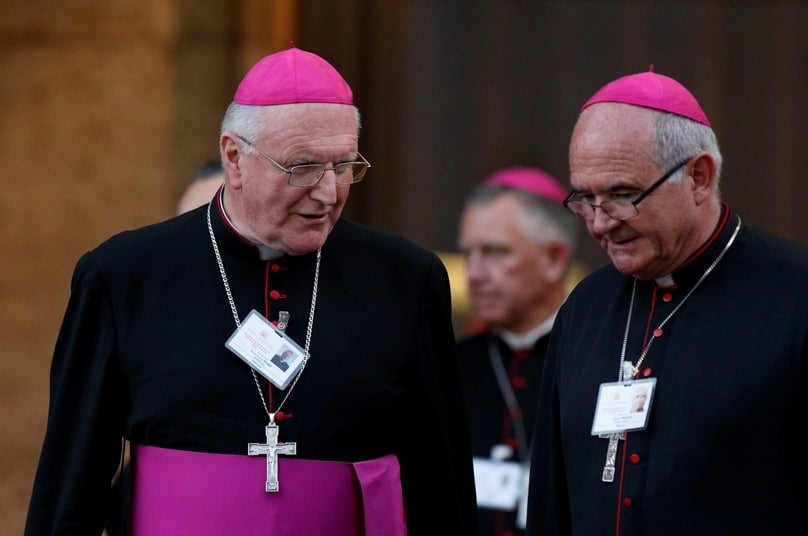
25, 44, 479, 536
526, 67, 808, 535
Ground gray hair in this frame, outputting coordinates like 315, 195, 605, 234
653, 113, 723, 197
463, 184, 579, 255
220, 102, 362, 147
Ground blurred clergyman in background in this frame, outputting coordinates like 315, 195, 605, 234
455, 166, 579, 535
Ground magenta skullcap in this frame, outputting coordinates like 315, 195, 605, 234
233, 43, 353, 106
486, 166, 567, 204
581, 66, 710, 127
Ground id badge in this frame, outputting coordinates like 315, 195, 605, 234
225, 309, 306, 390
472, 457, 523, 510
591, 378, 656, 436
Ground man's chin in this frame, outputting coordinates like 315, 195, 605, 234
285, 232, 330, 256
607, 240, 642, 269
609, 251, 640, 275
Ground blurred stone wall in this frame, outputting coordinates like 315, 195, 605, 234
0, 1, 290, 531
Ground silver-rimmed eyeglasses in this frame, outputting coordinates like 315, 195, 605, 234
237, 135, 371, 188
563, 157, 692, 221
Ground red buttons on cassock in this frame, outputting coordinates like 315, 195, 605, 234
653, 328, 663, 337
642, 367, 652, 377
512, 376, 527, 389
623, 497, 633, 507
269, 290, 286, 300
662, 292, 673, 302
630, 453, 640, 464
271, 263, 282, 273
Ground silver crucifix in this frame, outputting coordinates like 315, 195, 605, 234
248, 414, 297, 492
600, 431, 625, 482
599, 361, 635, 482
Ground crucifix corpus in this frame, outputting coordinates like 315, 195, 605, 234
248, 415, 297, 492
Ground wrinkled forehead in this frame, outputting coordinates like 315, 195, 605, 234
570, 104, 658, 185
259, 102, 357, 128
253, 103, 360, 148
572, 103, 656, 153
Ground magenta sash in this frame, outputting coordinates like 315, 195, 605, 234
131, 445, 406, 535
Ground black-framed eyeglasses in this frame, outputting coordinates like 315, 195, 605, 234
563, 157, 693, 221
237, 135, 371, 188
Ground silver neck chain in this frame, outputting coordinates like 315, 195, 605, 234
487, 336, 530, 462
618, 217, 742, 381
206, 201, 321, 419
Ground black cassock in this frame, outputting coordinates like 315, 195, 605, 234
527, 207, 808, 535
26, 196, 479, 535
457, 331, 548, 536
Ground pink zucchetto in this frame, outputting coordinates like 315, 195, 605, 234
581, 66, 711, 127
486, 166, 567, 204
233, 43, 353, 106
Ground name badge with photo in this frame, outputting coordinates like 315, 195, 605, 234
591, 378, 656, 436
225, 309, 306, 390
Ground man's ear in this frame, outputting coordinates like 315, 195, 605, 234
543, 241, 571, 284
689, 152, 717, 205
220, 133, 245, 189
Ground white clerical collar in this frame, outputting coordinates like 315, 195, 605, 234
256, 244, 284, 260
655, 274, 675, 287
493, 310, 559, 351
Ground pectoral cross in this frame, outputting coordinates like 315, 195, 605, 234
600, 432, 625, 482
248, 414, 296, 492
599, 360, 634, 482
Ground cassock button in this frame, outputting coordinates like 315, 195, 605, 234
269, 290, 286, 300
642, 367, 653, 377
271, 263, 282, 273
623, 497, 633, 507
662, 292, 673, 302
630, 453, 640, 464
512, 376, 527, 389
504, 437, 519, 450
653, 328, 663, 337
